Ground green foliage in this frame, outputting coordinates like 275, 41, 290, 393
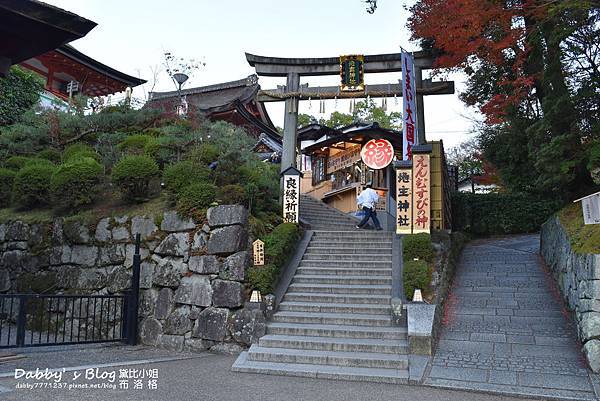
63, 143, 100, 163
0, 168, 16, 207
219, 184, 247, 205
112, 155, 159, 202
297, 99, 401, 130
403, 233, 435, 262
37, 149, 62, 164
403, 259, 431, 300
247, 223, 301, 294
162, 161, 211, 193
4, 156, 34, 171
175, 182, 218, 217
51, 157, 104, 209
558, 202, 600, 254
13, 164, 57, 208
186, 144, 220, 165
452, 192, 561, 236
0, 66, 43, 126
118, 134, 153, 155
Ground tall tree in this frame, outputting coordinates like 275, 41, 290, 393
297, 99, 402, 130
0, 66, 43, 126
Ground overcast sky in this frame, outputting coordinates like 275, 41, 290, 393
44, 0, 480, 148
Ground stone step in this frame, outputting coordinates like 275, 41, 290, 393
312, 232, 393, 240
233, 352, 409, 384
292, 275, 392, 286
307, 241, 393, 247
283, 292, 391, 305
298, 260, 392, 268
301, 213, 358, 222
247, 346, 409, 369
309, 225, 358, 231
266, 322, 405, 340
278, 301, 391, 315
288, 283, 391, 295
305, 247, 392, 255
271, 311, 392, 326
258, 335, 407, 354
302, 253, 392, 261
297, 267, 392, 276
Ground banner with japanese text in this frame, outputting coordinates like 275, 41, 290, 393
396, 167, 413, 234
283, 175, 300, 223
412, 154, 430, 233
401, 51, 418, 160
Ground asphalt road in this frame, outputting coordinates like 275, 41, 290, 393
0, 345, 538, 401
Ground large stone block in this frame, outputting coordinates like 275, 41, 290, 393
193, 307, 228, 341
28, 224, 46, 246
163, 306, 193, 335
0, 269, 10, 292
184, 338, 215, 353
140, 289, 158, 317
227, 308, 266, 346
212, 279, 243, 308
63, 220, 90, 244
161, 211, 196, 232
7, 221, 29, 241
188, 255, 220, 274
584, 339, 600, 373
154, 288, 174, 319
579, 280, 600, 300
131, 216, 158, 240
140, 318, 162, 346
207, 205, 248, 228
154, 233, 189, 258
125, 244, 150, 268
191, 231, 207, 252
219, 251, 248, 282
580, 312, 600, 342
151, 256, 185, 288
139, 260, 154, 289
76, 268, 107, 290
174, 276, 213, 307
69, 245, 99, 267
51, 219, 64, 245
107, 266, 132, 293
0, 223, 6, 242
97, 244, 126, 266
207, 226, 247, 255
95, 218, 112, 242
111, 226, 130, 242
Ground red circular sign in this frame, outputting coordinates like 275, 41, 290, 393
361, 139, 394, 169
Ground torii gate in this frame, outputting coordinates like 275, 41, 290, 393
246, 52, 455, 172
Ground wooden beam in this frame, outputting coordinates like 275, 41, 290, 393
257, 80, 454, 102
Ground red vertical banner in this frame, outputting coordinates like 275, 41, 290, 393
401, 51, 418, 160
396, 167, 413, 234
412, 154, 430, 233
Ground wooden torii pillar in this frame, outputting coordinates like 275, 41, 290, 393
246, 52, 455, 172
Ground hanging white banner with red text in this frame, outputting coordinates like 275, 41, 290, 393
401, 50, 418, 160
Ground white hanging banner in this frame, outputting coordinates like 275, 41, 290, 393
401, 50, 418, 160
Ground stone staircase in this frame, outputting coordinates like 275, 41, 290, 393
298, 194, 364, 230
233, 196, 409, 383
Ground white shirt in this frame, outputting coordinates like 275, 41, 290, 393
357, 188, 379, 210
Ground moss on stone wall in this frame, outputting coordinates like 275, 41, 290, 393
558, 202, 600, 254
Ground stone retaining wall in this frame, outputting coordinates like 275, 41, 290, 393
0, 205, 265, 353
541, 215, 600, 372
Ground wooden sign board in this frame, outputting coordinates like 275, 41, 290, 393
283, 174, 300, 223
340, 55, 364, 92
327, 145, 361, 174
574, 191, 600, 225
253, 239, 265, 266
396, 167, 413, 234
412, 154, 431, 234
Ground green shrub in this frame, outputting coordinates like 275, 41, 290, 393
403, 233, 434, 262
452, 192, 561, 236
162, 161, 211, 193
403, 259, 431, 300
13, 164, 56, 208
176, 182, 218, 216
51, 157, 104, 208
248, 223, 302, 294
4, 156, 33, 171
219, 184, 247, 205
112, 155, 159, 202
0, 168, 16, 207
186, 144, 220, 166
36, 149, 62, 164
118, 134, 153, 155
63, 143, 96, 161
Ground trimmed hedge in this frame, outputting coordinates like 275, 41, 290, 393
37, 149, 62, 164
51, 157, 104, 208
175, 182, 218, 217
13, 163, 56, 208
452, 192, 561, 236
248, 223, 302, 294
63, 143, 97, 162
403, 233, 434, 262
162, 161, 211, 193
118, 134, 153, 154
403, 259, 431, 300
219, 184, 247, 205
112, 155, 159, 202
4, 156, 33, 171
0, 168, 16, 207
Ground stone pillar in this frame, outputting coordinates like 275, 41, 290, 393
282, 72, 300, 172
415, 67, 426, 145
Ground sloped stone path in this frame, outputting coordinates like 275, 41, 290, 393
426, 235, 597, 400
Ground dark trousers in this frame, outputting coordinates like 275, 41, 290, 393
357, 206, 382, 229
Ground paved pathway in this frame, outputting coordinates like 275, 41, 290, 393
426, 234, 597, 400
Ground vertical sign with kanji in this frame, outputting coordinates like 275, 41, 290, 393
412, 154, 430, 234
396, 166, 413, 234
401, 51, 418, 160
253, 239, 265, 266
283, 174, 300, 224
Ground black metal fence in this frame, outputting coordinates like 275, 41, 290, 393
0, 234, 142, 349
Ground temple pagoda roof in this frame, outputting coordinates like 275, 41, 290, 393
0, 0, 97, 76
303, 122, 402, 155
